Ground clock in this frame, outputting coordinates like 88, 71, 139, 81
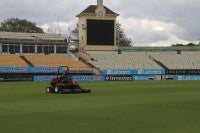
98, 11, 104, 17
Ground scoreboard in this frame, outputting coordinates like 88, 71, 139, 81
87, 19, 114, 46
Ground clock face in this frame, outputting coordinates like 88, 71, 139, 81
98, 11, 104, 17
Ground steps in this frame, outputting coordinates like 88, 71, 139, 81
148, 55, 169, 69
19, 55, 34, 67
75, 51, 102, 74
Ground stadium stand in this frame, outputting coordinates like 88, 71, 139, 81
0, 54, 28, 66
149, 51, 200, 69
0, 32, 68, 54
24, 54, 90, 68
87, 51, 162, 70
1, 51, 200, 71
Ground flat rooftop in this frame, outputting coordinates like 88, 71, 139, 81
0, 32, 67, 44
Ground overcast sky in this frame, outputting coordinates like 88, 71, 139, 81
0, 0, 200, 46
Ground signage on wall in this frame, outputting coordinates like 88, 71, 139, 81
137, 69, 165, 75
34, 75, 105, 82
103, 69, 165, 75
105, 75, 133, 81
173, 75, 200, 80
0, 67, 61, 73
167, 69, 200, 75
103, 69, 135, 75
133, 75, 155, 80
72, 75, 105, 81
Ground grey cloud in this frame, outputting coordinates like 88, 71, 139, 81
108, 0, 200, 42
0, 0, 199, 43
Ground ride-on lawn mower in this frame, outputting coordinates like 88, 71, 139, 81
46, 66, 91, 94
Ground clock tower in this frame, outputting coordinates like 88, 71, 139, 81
76, 0, 119, 51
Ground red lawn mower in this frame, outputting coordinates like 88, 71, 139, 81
46, 66, 91, 94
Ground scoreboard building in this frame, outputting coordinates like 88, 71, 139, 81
77, 0, 119, 51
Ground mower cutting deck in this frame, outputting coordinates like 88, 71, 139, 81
46, 66, 91, 94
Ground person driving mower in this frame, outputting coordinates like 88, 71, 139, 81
61, 69, 72, 83
46, 66, 91, 94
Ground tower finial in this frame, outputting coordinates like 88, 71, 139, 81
97, 0, 103, 6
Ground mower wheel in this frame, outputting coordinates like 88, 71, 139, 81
54, 86, 61, 93
46, 87, 53, 93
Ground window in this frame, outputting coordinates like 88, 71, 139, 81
56, 45, 67, 53
9, 45, 14, 54
49, 46, 54, 53
2, 45, 8, 53
23, 46, 28, 53
15, 45, 20, 53
44, 46, 49, 54
2, 44, 20, 53
23, 45, 35, 53
29, 46, 35, 53
37, 45, 55, 54
37, 46, 43, 53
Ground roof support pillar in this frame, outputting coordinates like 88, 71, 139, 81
54, 44, 57, 54
35, 44, 37, 54
20, 43, 23, 54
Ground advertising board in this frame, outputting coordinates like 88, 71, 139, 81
103, 69, 165, 75
167, 69, 200, 75
105, 75, 133, 81
173, 75, 200, 80
34, 75, 105, 82
0, 67, 61, 73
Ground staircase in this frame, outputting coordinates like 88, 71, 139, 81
19, 55, 34, 67
148, 55, 169, 70
74, 51, 102, 74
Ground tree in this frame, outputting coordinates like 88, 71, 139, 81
187, 43, 195, 46
70, 22, 132, 47
172, 44, 184, 47
116, 23, 132, 47
70, 24, 79, 40
0, 18, 44, 33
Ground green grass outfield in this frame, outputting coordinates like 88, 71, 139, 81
0, 81, 200, 133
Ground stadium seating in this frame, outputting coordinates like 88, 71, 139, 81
1, 51, 200, 71
87, 51, 162, 70
0, 54, 28, 66
24, 54, 90, 68
87, 51, 200, 70
149, 51, 200, 69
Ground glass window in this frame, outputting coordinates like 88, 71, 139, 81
37, 46, 43, 53
9, 45, 14, 53
23, 46, 28, 53
56, 45, 67, 53
44, 46, 49, 54
2, 45, 8, 53
15, 45, 20, 53
56, 46, 61, 53
23, 45, 35, 53
29, 46, 35, 53
49, 46, 54, 53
